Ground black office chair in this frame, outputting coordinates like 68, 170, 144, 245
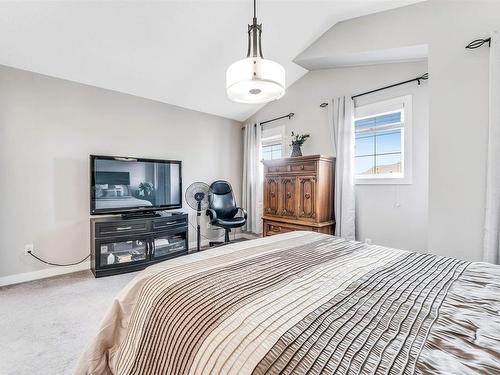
206, 180, 247, 246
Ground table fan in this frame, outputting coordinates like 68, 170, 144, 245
185, 182, 212, 252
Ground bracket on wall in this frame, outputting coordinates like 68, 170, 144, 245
465, 37, 491, 49
242, 112, 295, 130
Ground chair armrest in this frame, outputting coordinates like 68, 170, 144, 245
206, 208, 218, 223
237, 207, 248, 220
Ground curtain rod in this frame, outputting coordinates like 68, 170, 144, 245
466, 37, 491, 49
242, 112, 295, 130
260, 112, 294, 125
319, 72, 428, 107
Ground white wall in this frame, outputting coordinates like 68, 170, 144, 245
247, 61, 429, 252
0, 65, 242, 279
292, 0, 500, 261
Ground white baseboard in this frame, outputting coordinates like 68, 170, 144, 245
0, 261, 90, 287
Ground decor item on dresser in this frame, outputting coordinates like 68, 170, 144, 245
206, 180, 247, 246
290, 131, 310, 157
262, 154, 335, 236
185, 182, 212, 252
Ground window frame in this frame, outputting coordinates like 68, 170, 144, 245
354, 95, 412, 185
262, 142, 283, 161
261, 124, 285, 160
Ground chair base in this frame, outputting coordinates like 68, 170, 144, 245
209, 241, 225, 247
209, 228, 231, 247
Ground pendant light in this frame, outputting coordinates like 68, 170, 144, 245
226, 0, 285, 104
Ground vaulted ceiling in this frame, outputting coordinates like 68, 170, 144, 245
0, 1, 422, 121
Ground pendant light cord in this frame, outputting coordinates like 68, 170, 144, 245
254, 0, 256, 18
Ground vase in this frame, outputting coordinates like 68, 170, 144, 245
291, 143, 302, 157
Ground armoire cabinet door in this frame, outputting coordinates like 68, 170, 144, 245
280, 177, 297, 218
298, 176, 317, 220
264, 177, 280, 216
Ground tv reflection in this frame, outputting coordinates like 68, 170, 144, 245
94, 159, 180, 210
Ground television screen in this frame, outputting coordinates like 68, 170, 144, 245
90, 155, 182, 214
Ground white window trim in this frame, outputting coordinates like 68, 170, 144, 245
261, 124, 286, 159
262, 134, 283, 146
262, 142, 283, 161
354, 95, 412, 185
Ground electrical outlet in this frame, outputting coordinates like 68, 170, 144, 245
24, 244, 34, 256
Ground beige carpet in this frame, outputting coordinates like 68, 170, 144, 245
0, 270, 138, 375
0, 237, 256, 375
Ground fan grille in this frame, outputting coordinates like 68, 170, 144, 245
185, 182, 211, 211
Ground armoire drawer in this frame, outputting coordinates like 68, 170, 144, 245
266, 162, 317, 174
263, 220, 313, 236
290, 162, 316, 173
267, 165, 289, 173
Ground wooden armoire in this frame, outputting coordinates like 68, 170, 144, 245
262, 154, 335, 236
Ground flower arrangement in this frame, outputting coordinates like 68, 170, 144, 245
290, 131, 310, 157
138, 182, 154, 197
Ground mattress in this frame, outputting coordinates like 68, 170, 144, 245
76, 231, 500, 374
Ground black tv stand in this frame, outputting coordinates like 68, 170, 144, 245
90, 211, 189, 277
121, 211, 161, 220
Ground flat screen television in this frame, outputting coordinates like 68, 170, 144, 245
90, 155, 182, 215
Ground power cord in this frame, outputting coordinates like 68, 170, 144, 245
27, 251, 90, 267
27, 221, 225, 265
188, 221, 226, 241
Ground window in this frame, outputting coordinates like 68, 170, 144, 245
354, 96, 412, 184
355, 112, 402, 176
261, 124, 285, 160
262, 143, 282, 160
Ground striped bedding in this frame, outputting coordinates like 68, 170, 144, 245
76, 231, 500, 374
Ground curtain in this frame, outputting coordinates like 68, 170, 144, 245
483, 30, 500, 264
242, 123, 263, 234
328, 96, 356, 240
154, 163, 169, 204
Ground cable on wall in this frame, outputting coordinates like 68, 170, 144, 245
27, 251, 90, 266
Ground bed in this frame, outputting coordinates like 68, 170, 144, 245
76, 231, 500, 374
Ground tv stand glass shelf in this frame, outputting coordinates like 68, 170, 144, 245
90, 211, 189, 277
100, 239, 148, 266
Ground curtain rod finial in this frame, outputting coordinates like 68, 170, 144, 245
466, 37, 491, 49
